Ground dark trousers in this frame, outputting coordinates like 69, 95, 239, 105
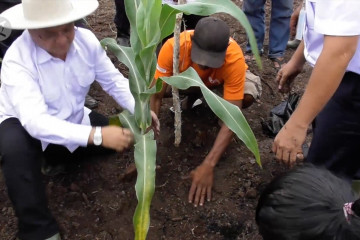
114, 0, 130, 36
0, 112, 110, 240
307, 72, 360, 179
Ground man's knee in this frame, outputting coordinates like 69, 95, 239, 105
0, 118, 41, 167
243, 70, 262, 109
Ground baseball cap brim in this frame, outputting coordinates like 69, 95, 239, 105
0, 0, 98, 30
191, 39, 226, 69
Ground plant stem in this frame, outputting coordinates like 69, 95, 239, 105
172, 6, 184, 147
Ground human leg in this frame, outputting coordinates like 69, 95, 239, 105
0, 118, 58, 240
306, 72, 360, 179
43, 111, 112, 173
243, 70, 262, 109
114, 0, 130, 46
268, 0, 293, 59
243, 0, 266, 54
71, 111, 114, 158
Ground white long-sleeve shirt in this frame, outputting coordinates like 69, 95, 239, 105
0, 27, 135, 152
303, 0, 360, 74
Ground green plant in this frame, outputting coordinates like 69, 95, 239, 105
100, 0, 261, 239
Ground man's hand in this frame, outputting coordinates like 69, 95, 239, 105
272, 120, 307, 168
150, 110, 160, 138
289, 4, 302, 38
188, 162, 214, 207
276, 58, 303, 93
101, 126, 134, 152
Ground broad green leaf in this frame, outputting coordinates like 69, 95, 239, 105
136, 2, 148, 47
118, 110, 141, 137
124, 0, 140, 28
133, 132, 157, 240
145, 0, 162, 48
159, 4, 179, 41
140, 79, 164, 129
140, 47, 157, 84
164, 0, 262, 68
134, 96, 150, 132
136, 80, 163, 131
134, 54, 147, 83
100, 38, 145, 94
143, 78, 163, 95
101, 38, 150, 131
136, 0, 162, 48
148, 53, 157, 87
125, 0, 142, 54
136, 0, 161, 82
160, 68, 261, 167
130, 27, 143, 55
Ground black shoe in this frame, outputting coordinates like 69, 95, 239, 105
116, 33, 130, 47
85, 95, 98, 109
41, 161, 67, 177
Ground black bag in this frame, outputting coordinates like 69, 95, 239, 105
261, 93, 300, 138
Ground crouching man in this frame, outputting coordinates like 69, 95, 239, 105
151, 17, 261, 207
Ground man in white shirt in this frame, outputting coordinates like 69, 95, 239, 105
272, 0, 360, 178
0, 0, 159, 239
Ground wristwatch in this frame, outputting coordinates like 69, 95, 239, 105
93, 126, 102, 146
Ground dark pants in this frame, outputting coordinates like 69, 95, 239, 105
307, 72, 360, 179
0, 111, 110, 240
114, 0, 130, 37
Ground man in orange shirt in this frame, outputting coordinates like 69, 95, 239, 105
151, 17, 260, 207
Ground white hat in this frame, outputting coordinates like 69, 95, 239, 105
0, 0, 99, 30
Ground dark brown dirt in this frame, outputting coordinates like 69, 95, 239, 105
0, 0, 310, 239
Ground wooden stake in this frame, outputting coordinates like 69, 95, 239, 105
172, 0, 186, 147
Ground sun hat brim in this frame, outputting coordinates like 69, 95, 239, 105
0, 0, 99, 30
191, 38, 227, 69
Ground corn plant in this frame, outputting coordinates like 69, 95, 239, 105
100, 0, 261, 239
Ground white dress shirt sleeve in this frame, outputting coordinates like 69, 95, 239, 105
87, 32, 135, 114
1, 59, 92, 148
315, 0, 360, 36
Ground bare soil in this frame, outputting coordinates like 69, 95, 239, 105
0, 0, 310, 239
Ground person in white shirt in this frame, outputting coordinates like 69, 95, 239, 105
272, 0, 360, 179
0, 0, 159, 239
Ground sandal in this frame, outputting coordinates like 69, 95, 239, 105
270, 57, 285, 71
